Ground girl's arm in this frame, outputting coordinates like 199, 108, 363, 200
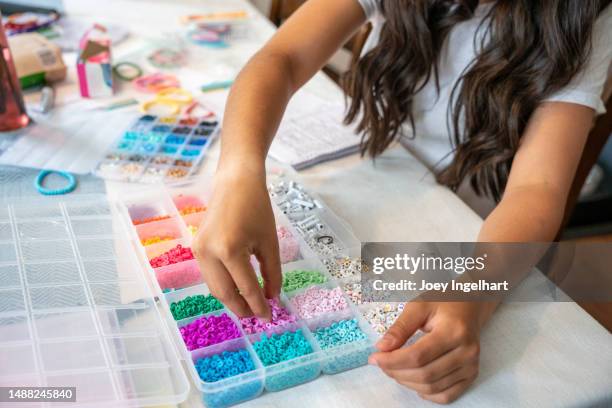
479, 101, 594, 242
370, 101, 595, 404
193, 0, 365, 319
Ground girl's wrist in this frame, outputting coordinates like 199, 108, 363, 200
216, 153, 267, 185
473, 301, 499, 328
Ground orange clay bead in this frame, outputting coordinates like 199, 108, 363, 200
179, 205, 207, 215
141, 236, 175, 246
133, 215, 171, 225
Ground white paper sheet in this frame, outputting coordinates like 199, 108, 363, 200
269, 104, 361, 169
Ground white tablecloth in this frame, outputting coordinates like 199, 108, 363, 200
64, 0, 612, 406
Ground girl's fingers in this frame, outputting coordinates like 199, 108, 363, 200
373, 327, 456, 370
374, 303, 429, 352
418, 376, 477, 405
200, 256, 254, 318
224, 255, 272, 320
396, 364, 477, 396
254, 238, 282, 300
385, 343, 471, 384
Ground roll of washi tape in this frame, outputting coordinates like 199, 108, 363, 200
134, 73, 180, 93
113, 62, 143, 81
35, 170, 77, 195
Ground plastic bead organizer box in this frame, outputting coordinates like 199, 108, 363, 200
0, 173, 381, 408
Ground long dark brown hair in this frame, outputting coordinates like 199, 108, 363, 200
344, 0, 609, 201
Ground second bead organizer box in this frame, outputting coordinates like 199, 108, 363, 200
117, 182, 376, 407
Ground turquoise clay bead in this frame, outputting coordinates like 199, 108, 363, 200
195, 349, 255, 383
252, 329, 313, 366
314, 319, 367, 349
252, 329, 321, 392
314, 319, 371, 375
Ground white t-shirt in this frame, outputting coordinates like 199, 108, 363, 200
356, 0, 612, 171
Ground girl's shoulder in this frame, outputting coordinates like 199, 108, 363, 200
544, 3, 612, 115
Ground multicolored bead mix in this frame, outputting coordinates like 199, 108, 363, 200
252, 329, 313, 366
306, 234, 343, 257
323, 257, 366, 280
170, 294, 224, 320
281, 269, 327, 293
150, 244, 194, 268
277, 226, 300, 263
313, 319, 367, 349
342, 282, 362, 304
195, 349, 256, 383
141, 235, 175, 246
239, 298, 297, 335
180, 313, 241, 351
363, 303, 405, 335
132, 214, 171, 225
290, 286, 348, 319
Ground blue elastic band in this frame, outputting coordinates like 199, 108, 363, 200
35, 170, 77, 195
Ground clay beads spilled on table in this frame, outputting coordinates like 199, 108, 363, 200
180, 313, 241, 351
324, 257, 365, 280
314, 319, 367, 349
277, 226, 300, 263
132, 214, 171, 225
240, 298, 297, 335
290, 286, 348, 319
195, 349, 256, 382
282, 269, 327, 293
363, 303, 405, 335
141, 235, 174, 246
170, 294, 224, 320
150, 244, 194, 268
252, 329, 313, 366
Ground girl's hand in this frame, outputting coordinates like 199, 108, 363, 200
193, 166, 281, 320
369, 302, 496, 404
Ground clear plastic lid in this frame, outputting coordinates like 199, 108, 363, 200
0, 196, 190, 407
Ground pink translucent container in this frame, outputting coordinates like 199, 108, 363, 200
155, 259, 203, 290
172, 194, 207, 215
182, 211, 206, 234
136, 217, 184, 245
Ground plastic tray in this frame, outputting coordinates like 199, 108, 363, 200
93, 114, 219, 183
116, 183, 377, 407
0, 197, 190, 407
